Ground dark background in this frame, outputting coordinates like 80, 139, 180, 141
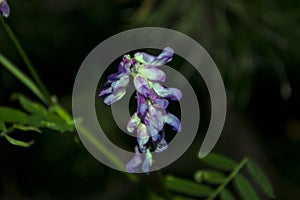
1, 0, 300, 199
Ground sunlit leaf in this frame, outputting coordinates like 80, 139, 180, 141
165, 176, 213, 197
0, 107, 28, 123
233, 174, 259, 200
27, 114, 73, 132
201, 153, 238, 171
194, 170, 226, 184
3, 133, 34, 147
220, 188, 236, 200
246, 159, 275, 198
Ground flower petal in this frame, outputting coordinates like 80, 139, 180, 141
134, 75, 150, 97
134, 47, 174, 67
150, 90, 169, 109
0, 0, 10, 18
137, 123, 149, 153
98, 87, 112, 97
164, 113, 182, 132
152, 47, 174, 66
103, 88, 126, 105
126, 146, 143, 173
139, 66, 166, 82
148, 105, 165, 131
127, 112, 141, 132
144, 114, 160, 142
137, 94, 148, 118
142, 149, 153, 173
155, 132, 168, 153
111, 75, 129, 89
152, 83, 182, 101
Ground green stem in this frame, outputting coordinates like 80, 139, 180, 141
207, 157, 249, 200
76, 124, 139, 183
0, 17, 52, 105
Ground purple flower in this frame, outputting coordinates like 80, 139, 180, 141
98, 55, 131, 105
99, 47, 182, 173
0, 0, 10, 18
126, 146, 143, 173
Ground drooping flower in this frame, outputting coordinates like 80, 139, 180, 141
99, 47, 182, 173
0, 0, 10, 18
98, 55, 131, 105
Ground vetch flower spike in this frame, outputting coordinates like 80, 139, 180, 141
99, 47, 182, 173
0, 0, 10, 18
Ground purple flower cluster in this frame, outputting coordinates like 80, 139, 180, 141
0, 0, 10, 18
99, 47, 182, 173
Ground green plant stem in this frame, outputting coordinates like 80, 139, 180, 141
76, 124, 139, 183
207, 157, 249, 200
0, 17, 52, 105
0, 53, 48, 104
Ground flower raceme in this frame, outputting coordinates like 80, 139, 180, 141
99, 47, 182, 173
0, 0, 10, 18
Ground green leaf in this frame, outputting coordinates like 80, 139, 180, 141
19, 95, 48, 115
0, 121, 5, 131
246, 159, 275, 198
220, 189, 236, 200
27, 114, 73, 132
3, 133, 34, 147
0, 107, 28, 123
49, 105, 73, 124
0, 53, 47, 104
165, 175, 213, 197
233, 174, 259, 200
194, 170, 226, 184
201, 153, 238, 171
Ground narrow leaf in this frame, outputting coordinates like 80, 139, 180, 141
201, 153, 238, 171
233, 174, 259, 200
198, 170, 226, 184
220, 189, 236, 200
19, 95, 47, 115
0, 107, 28, 123
165, 176, 213, 197
0, 54, 47, 104
246, 159, 275, 198
3, 133, 34, 147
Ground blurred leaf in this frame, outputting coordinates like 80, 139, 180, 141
19, 95, 48, 115
233, 174, 259, 200
220, 188, 236, 200
0, 107, 28, 123
0, 54, 47, 104
246, 159, 275, 198
201, 153, 238, 171
0, 121, 5, 131
3, 133, 34, 148
194, 170, 226, 184
165, 176, 213, 197
49, 105, 74, 124
173, 196, 198, 200
27, 114, 73, 132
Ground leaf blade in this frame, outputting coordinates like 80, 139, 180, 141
165, 175, 213, 197
220, 188, 236, 200
246, 159, 275, 198
233, 174, 259, 200
0, 107, 28, 123
201, 153, 238, 171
